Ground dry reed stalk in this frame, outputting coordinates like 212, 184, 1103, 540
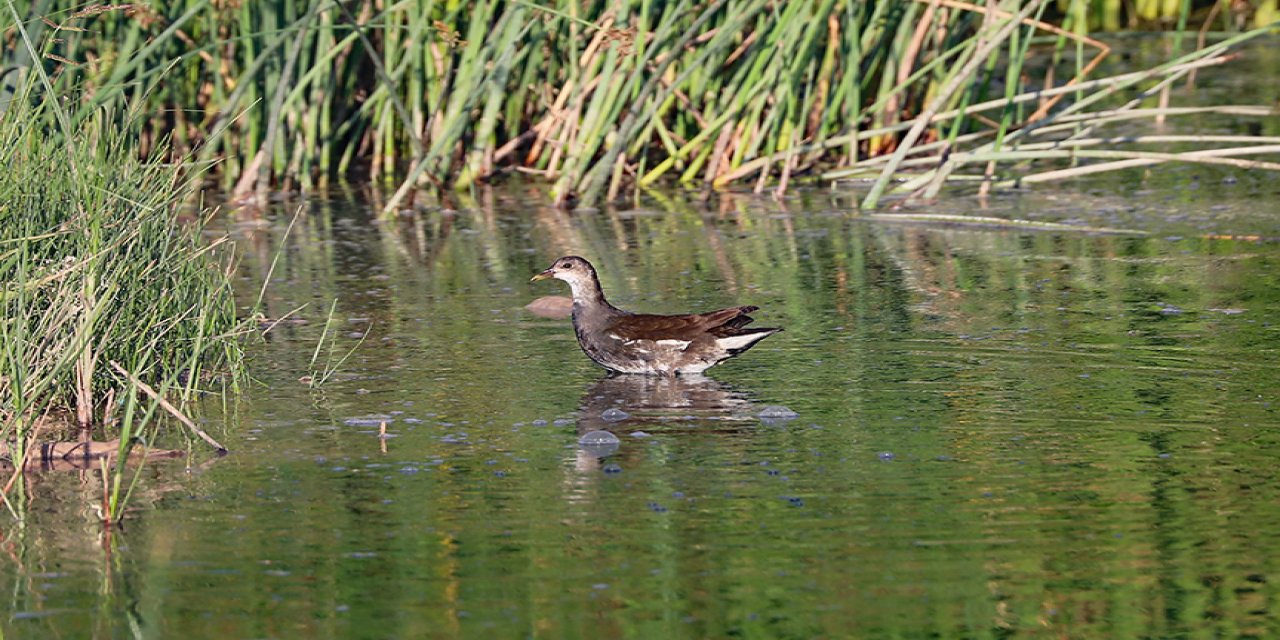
108, 361, 227, 453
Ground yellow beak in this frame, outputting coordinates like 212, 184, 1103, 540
530, 269, 554, 282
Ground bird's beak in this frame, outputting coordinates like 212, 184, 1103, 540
530, 269, 554, 282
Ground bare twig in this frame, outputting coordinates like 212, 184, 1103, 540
108, 361, 227, 453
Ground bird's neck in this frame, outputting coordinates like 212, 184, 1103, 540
568, 273, 610, 308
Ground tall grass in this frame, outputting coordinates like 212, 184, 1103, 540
0, 72, 244, 514
1, 1, 1276, 210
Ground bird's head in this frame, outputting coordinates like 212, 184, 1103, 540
530, 256, 595, 286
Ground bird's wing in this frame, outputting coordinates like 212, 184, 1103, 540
606, 306, 758, 342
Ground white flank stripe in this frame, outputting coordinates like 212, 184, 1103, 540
716, 333, 767, 351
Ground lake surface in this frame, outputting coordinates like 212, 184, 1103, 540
5, 41, 1280, 640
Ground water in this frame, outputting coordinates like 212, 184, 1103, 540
6, 44, 1280, 639
7, 182, 1279, 638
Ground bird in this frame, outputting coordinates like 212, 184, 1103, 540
530, 256, 781, 375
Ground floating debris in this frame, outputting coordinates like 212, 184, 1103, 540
525, 295, 573, 319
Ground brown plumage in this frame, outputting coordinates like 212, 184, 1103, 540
531, 256, 781, 375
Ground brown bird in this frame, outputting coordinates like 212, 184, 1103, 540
530, 256, 781, 375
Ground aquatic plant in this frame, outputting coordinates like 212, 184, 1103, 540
0, 68, 243, 514
1, 1, 1276, 210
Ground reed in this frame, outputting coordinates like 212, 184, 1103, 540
1, 1, 1276, 212
0, 69, 244, 499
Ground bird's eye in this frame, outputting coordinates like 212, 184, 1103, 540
559, 263, 570, 270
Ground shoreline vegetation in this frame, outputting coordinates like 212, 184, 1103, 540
0, 71, 244, 519
1, 1, 1276, 215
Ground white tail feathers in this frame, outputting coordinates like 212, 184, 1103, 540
715, 329, 778, 353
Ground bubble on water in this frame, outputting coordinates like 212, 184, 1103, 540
601, 408, 631, 422
758, 405, 799, 420
579, 430, 620, 446
579, 430, 620, 458
343, 415, 392, 427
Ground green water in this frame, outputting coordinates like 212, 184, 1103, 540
5, 180, 1280, 639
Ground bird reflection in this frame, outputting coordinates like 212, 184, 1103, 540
579, 374, 756, 431
573, 374, 758, 471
